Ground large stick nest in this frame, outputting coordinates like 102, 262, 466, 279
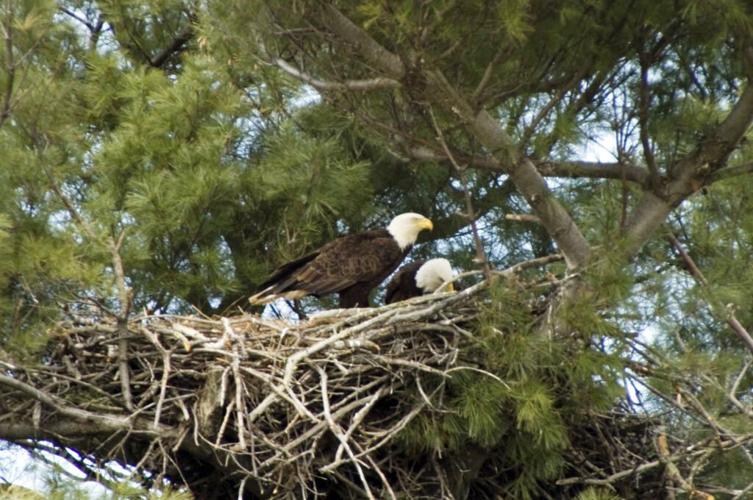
2, 282, 487, 498
0, 266, 664, 498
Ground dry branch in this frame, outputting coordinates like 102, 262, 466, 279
0, 284, 485, 497
0, 256, 743, 498
667, 232, 753, 355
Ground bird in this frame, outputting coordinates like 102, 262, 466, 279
385, 258, 456, 304
249, 213, 433, 308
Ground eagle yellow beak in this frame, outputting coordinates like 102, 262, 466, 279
446, 282, 455, 292
418, 218, 433, 231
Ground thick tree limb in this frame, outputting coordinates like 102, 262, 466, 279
0, 417, 266, 498
317, 4, 591, 270
0, 373, 133, 431
403, 144, 649, 183
709, 160, 753, 182
424, 69, 591, 270
0, 6, 15, 128
535, 160, 648, 184
624, 79, 753, 255
150, 23, 194, 69
0, 421, 116, 440
319, 4, 405, 79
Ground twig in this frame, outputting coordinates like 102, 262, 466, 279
332, 389, 384, 465
46, 172, 135, 408
667, 232, 753, 355
471, 48, 507, 102
275, 58, 400, 91
0, 4, 15, 127
223, 318, 247, 450
557, 434, 753, 486
141, 327, 171, 428
506, 213, 542, 224
638, 50, 659, 182
656, 432, 713, 500
520, 72, 583, 147
317, 366, 376, 500
428, 106, 492, 282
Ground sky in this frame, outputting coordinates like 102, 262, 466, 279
0, 445, 110, 498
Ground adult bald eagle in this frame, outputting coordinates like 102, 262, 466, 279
385, 258, 456, 304
249, 213, 433, 308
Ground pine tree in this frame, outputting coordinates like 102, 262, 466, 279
3, 0, 753, 498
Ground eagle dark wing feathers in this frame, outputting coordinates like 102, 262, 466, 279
250, 229, 408, 307
385, 260, 425, 304
255, 250, 319, 293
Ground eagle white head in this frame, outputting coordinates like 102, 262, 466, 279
415, 258, 456, 293
387, 212, 433, 250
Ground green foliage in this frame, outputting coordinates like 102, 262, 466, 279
0, 0, 387, 320
576, 487, 622, 500
0, 484, 45, 500
398, 280, 628, 497
3, 0, 753, 496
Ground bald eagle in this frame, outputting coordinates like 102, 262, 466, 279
385, 258, 456, 304
249, 213, 433, 308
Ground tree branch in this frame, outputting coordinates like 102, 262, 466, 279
536, 160, 649, 184
520, 72, 583, 148
428, 106, 492, 282
150, 22, 194, 69
319, 4, 405, 79
557, 434, 753, 487
624, 67, 753, 255
0, 372, 132, 431
638, 52, 659, 181
667, 232, 753, 355
58, 7, 98, 32
709, 160, 753, 182
403, 144, 649, 183
471, 47, 507, 103
423, 69, 591, 270
46, 172, 134, 409
313, 5, 591, 269
506, 213, 542, 224
275, 58, 400, 91
0, 5, 15, 128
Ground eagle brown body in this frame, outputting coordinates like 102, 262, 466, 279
385, 260, 426, 304
251, 229, 407, 308
385, 258, 456, 304
250, 210, 439, 308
